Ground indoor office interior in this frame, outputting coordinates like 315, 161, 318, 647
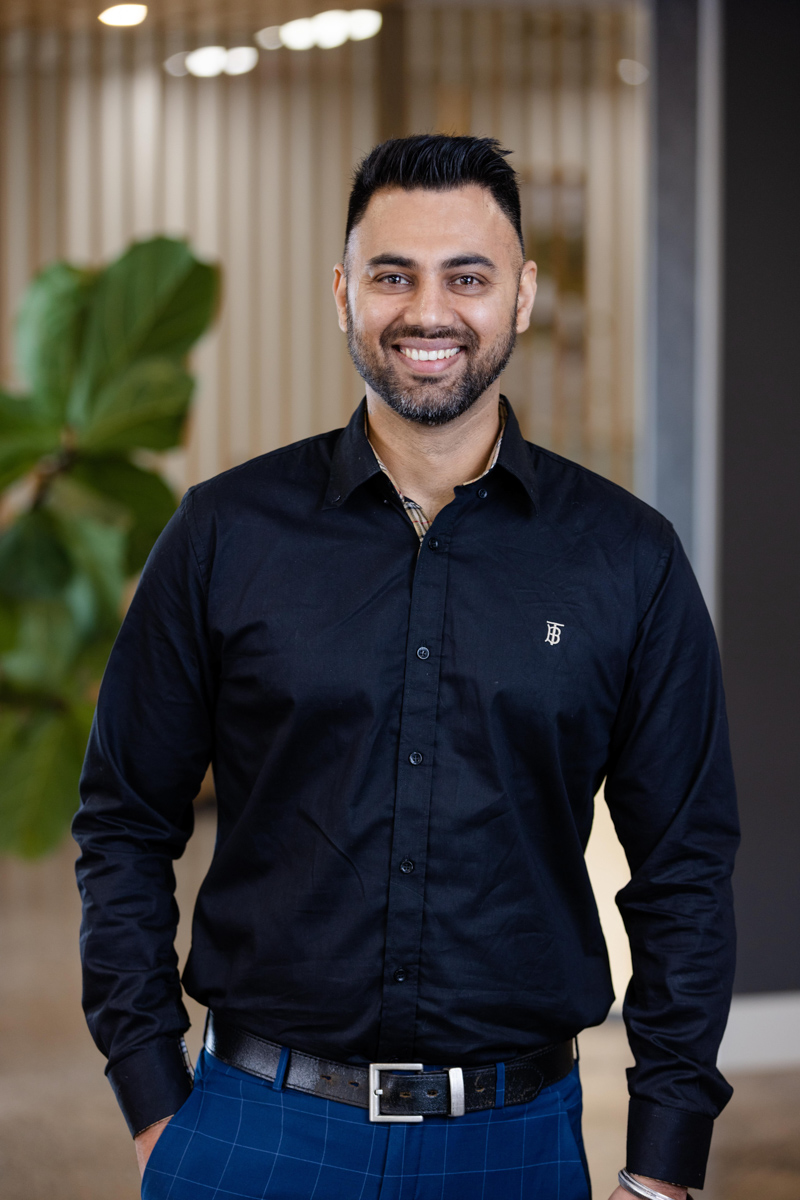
0, 0, 798, 1196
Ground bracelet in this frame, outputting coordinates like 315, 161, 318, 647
618, 1169, 689, 1200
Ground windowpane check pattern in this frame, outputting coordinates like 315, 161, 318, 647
141, 1050, 590, 1200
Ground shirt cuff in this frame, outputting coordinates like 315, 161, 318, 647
626, 1097, 714, 1190
107, 1037, 194, 1137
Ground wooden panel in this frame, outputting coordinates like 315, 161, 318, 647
0, 6, 646, 493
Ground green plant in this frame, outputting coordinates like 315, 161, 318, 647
0, 237, 219, 856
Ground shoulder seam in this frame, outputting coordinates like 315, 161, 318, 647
638, 527, 676, 620
189, 429, 343, 492
180, 488, 209, 583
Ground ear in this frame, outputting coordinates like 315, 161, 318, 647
515, 260, 538, 334
332, 263, 348, 333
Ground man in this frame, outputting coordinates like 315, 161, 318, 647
74, 136, 738, 1200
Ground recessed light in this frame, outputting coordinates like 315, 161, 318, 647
348, 9, 382, 41
255, 26, 283, 51
313, 11, 351, 49
164, 51, 189, 77
617, 58, 649, 86
276, 9, 384, 51
98, 4, 147, 26
224, 46, 259, 75
185, 46, 228, 77
279, 18, 317, 51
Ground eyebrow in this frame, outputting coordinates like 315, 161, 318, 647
365, 253, 498, 271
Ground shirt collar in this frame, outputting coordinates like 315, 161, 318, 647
324, 395, 538, 512
323, 398, 383, 509
494, 398, 539, 509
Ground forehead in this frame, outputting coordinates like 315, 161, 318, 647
349, 184, 520, 264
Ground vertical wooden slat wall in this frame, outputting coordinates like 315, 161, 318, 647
400, 3, 647, 489
0, 5, 645, 493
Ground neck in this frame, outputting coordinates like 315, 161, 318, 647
365, 384, 503, 524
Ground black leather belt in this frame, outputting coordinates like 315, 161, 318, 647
205, 1012, 575, 1122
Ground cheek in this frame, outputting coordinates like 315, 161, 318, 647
353, 294, 405, 340
464, 299, 515, 344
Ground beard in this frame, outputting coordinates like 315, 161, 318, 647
346, 299, 517, 427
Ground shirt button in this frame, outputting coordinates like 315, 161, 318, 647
400, 859, 415, 874
416, 646, 430, 660
393, 968, 408, 983
478, 487, 488, 499
408, 751, 423, 766
428, 538, 440, 550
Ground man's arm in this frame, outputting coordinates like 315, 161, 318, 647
602, 530, 739, 1193
73, 492, 214, 1137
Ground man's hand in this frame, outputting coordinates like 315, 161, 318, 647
134, 1115, 173, 1179
608, 1177, 688, 1200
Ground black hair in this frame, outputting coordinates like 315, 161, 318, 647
345, 134, 524, 255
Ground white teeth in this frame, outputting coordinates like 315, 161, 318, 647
400, 346, 460, 361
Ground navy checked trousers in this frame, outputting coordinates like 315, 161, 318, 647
141, 1048, 591, 1200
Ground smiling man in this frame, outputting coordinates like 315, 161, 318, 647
74, 136, 739, 1200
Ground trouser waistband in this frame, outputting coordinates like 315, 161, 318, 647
204, 1011, 575, 1121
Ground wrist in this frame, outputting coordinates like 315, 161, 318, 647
619, 1169, 689, 1200
635, 1176, 687, 1200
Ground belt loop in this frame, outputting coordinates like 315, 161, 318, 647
494, 1061, 506, 1109
271, 1046, 291, 1092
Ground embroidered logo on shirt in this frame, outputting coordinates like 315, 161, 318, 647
545, 622, 565, 645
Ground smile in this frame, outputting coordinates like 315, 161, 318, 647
397, 346, 462, 362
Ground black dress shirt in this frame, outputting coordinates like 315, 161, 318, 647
74, 399, 738, 1188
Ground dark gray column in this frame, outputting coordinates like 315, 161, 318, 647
720, 0, 800, 993
642, 0, 723, 618
643, 0, 699, 558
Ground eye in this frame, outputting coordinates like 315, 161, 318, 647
377, 273, 409, 286
452, 274, 483, 288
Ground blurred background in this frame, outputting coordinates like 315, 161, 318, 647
0, 0, 798, 1196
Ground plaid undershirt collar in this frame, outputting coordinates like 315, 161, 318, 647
366, 400, 508, 543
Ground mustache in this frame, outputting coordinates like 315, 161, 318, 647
379, 324, 479, 352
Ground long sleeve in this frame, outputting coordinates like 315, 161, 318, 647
73, 491, 215, 1135
604, 530, 739, 1189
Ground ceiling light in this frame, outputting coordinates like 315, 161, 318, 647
255, 26, 282, 50
617, 58, 649, 86
98, 4, 147, 25
279, 18, 317, 51
185, 45, 228, 77
312, 10, 351, 49
163, 51, 189, 77
224, 46, 259, 75
348, 9, 382, 40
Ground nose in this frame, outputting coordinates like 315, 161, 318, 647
402, 273, 455, 332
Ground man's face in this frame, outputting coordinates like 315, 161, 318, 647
333, 185, 537, 426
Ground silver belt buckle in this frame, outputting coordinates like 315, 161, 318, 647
368, 1062, 424, 1123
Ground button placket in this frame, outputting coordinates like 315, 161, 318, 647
376, 521, 453, 1061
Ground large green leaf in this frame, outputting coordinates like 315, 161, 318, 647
0, 598, 20, 653
0, 510, 73, 601
0, 391, 62, 491
0, 597, 84, 698
15, 262, 96, 419
69, 237, 217, 427
76, 358, 193, 452
71, 456, 177, 573
0, 703, 93, 857
53, 513, 127, 628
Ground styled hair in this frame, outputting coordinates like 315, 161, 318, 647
345, 134, 524, 255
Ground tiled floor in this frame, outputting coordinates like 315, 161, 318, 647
1, 810, 797, 1199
